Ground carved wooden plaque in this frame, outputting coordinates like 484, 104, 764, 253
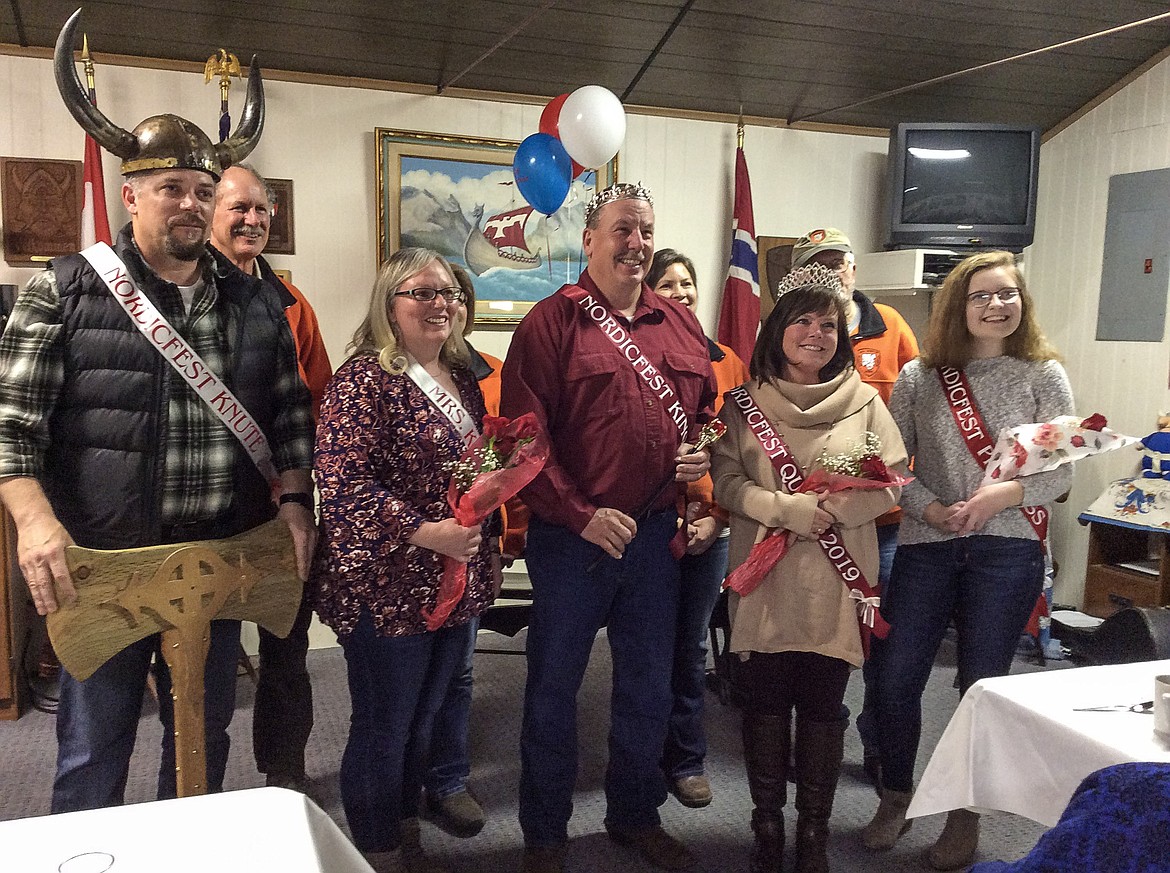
1, 157, 83, 266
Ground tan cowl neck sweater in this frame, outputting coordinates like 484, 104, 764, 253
711, 369, 908, 668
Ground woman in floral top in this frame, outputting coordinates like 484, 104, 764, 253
310, 247, 501, 868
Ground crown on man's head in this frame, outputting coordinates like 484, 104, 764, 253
774, 263, 846, 301
584, 182, 654, 226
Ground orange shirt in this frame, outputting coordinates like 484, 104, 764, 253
685, 340, 750, 522
474, 350, 528, 557
280, 277, 333, 420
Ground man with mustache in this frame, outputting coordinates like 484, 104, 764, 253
210, 163, 332, 796
0, 23, 315, 813
501, 183, 717, 873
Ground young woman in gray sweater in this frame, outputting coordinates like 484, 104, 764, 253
861, 251, 1074, 870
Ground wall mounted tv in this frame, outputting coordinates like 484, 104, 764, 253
887, 122, 1041, 252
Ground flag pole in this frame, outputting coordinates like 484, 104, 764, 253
737, 103, 744, 150
204, 49, 242, 143
80, 33, 113, 247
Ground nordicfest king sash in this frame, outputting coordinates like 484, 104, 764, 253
81, 242, 279, 485
403, 357, 479, 445
937, 367, 1049, 544
571, 290, 689, 443
726, 384, 890, 654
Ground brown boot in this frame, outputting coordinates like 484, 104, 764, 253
398, 818, 449, 873
861, 788, 914, 851
743, 711, 790, 873
928, 809, 980, 870
792, 717, 845, 873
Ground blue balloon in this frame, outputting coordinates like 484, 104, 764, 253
513, 133, 572, 215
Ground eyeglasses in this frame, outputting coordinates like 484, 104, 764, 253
966, 288, 1020, 308
394, 287, 466, 304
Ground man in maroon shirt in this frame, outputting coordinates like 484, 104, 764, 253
501, 183, 717, 873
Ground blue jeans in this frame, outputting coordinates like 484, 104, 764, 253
875, 536, 1043, 792
425, 614, 480, 799
662, 534, 729, 780
338, 612, 473, 852
519, 509, 680, 847
53, 618, 242, 812
856, 521, 899, 753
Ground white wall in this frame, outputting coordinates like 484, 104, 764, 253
1028, 57, 1170, 606
0, 53, 888, 367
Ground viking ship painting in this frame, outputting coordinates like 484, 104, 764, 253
463, 204, 542, 276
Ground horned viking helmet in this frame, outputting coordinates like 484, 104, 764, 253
54, 9, 264, 180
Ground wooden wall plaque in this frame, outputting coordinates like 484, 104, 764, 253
1, 157, 83, 267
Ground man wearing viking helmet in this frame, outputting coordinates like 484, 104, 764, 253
0, 11, 315, 811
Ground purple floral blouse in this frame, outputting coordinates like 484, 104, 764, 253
310, 352, 494, 638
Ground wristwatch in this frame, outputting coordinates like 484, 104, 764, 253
278, 491, 315, 511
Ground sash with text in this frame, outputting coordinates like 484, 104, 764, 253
570, 291, 689, 443
403, 358, 479, 445
936, 367, 1049, 544
81, 242, 279, 485
726, 384, 889, 651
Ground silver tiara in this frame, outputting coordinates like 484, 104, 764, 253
775, 263, 846, 300
584, 182, 653, 225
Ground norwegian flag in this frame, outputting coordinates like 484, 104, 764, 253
717, 146, 759, 363
80, 72, 112, 247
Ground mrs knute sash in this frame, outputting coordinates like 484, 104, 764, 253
81, 242, 279, 485
402, 356, 479, 445
726, 384, 890, 650
936, 367, 1049, 542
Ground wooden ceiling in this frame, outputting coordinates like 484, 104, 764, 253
6, 1, 1170, 134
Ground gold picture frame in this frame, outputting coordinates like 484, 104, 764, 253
265, 178, 295, 255
375, 128, 617, 326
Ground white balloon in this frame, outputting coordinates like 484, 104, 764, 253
558, 85, 626, 169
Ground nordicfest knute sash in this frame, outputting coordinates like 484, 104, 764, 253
81, 242, 279, 486
403, 357, 479, 446
726, 384, 890, 646
571, 291, 690, 443
936, 367, 1049, 544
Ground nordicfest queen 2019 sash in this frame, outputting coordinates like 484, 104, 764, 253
725, 385, 890, 655
81, 242, 279, 485
937, 367, 1049, 543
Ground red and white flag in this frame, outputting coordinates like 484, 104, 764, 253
717, 145, 760, 363
80, 60, 112, 248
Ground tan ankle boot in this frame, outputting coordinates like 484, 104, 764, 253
928, 809, 980, 870
860, 788, 913, 851
399, 818, 450, 873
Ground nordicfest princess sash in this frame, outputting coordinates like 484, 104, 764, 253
725, 384, 890, 653
937, 367, 1049, 543
81, 242, 279, 485
402, 357, 479, 446
571, 291, 689, 442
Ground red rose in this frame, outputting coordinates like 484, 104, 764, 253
1080, 413, 1107, 431
859, 454, 890, 480
1070, 434, 1086, 448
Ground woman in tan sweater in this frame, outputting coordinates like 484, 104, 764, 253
711, 265, 907, 873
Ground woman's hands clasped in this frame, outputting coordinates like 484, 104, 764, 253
411, 518, 482, 562
923, 481, 1026, 535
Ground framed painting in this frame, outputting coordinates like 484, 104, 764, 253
1, 157, 83, 267
376, 128, 617, 326
266, 177, 295, 255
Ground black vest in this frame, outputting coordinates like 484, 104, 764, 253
45, 227, 287, 549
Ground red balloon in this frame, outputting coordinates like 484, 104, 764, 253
539, 93, 585, 178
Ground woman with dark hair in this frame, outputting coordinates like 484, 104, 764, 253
311, 247, 501, 872
861, 251, 1073, 871
711, 265, 906, 873
646, 248, 750, 808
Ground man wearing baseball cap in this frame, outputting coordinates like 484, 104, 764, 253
789, 227, 919, 788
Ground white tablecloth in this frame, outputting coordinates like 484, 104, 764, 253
1, 787, 372, 872
907, 660, 1170, 828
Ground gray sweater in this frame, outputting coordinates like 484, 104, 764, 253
889, 357, 1075, 546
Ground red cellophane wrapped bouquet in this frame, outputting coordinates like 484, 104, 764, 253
724, 432, 912, 597
421, 413, 549, 631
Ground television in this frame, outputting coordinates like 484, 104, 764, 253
886, 122, 1041, 252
